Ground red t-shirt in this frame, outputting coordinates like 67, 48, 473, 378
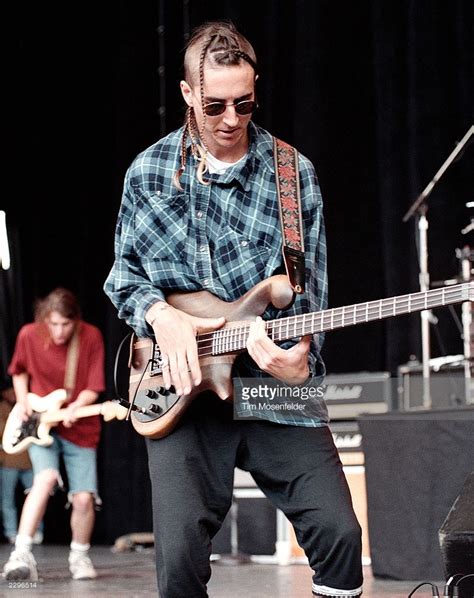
8, 321, 106, 448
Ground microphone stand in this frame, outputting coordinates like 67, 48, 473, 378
402, 125, 474, 410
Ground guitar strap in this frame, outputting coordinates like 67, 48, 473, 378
64, 326, 80, 399
273, 137, 306, 294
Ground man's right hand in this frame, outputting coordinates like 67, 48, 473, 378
11, 373, 32, 421
148, 303, 225, 397
16, 398, 33, 421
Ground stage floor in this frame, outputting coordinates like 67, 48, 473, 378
0, 543, 442, 597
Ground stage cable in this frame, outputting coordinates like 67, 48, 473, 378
407, 581, 440, 597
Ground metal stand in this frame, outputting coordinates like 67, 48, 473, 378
417, 206, 432, 408
402, 125, 474, 410
458, 245, 474, 404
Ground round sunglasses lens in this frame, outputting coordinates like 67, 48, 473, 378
205, 104, 226, 116
235, 101, 256, 115
235, 100, 255, 114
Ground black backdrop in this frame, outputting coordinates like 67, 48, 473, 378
2, 1, 473, 545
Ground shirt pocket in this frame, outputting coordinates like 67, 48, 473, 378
212, 225, 275, 296
134, 190, 191, 259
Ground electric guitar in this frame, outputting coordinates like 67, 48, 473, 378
128, 274, 473, 440
2, 389, 127, 454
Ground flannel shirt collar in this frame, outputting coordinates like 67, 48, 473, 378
186, 122, 276, 193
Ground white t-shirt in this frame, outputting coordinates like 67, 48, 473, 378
206, 152, 247, 174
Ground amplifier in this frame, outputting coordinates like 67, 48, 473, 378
330, 420, 364, 465
397, 358, 467, 410
323, 371, 391, 420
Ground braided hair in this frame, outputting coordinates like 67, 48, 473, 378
173, 21, 258, 189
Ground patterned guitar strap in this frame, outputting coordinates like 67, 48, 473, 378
64, 326, 80, 400
273, 137, 306, 295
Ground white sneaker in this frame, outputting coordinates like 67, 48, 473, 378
3, 548, 38, 581
68, 551, 97, 580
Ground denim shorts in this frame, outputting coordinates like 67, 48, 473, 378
28, 433, 98, 499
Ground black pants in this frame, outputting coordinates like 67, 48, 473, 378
146, 394, 363, 598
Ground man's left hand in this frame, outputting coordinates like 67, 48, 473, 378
246, 316, 311, 385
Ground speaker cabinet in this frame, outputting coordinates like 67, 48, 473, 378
439, 472, 474, 598
359, 408, 474, 579
211, 495, 277, 556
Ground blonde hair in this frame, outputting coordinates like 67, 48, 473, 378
173, 21, 257, 189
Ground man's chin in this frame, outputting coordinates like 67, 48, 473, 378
212, 133, 245, 152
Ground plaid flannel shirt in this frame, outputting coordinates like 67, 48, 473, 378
104, 122, 329, 426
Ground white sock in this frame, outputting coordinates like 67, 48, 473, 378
15, 534, 33, 552
70, 541, 90, 554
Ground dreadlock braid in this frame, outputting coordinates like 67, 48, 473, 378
194, 39, 213, 185
172, 106, 202, 190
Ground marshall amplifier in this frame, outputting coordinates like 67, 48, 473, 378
329, 419, 371, 561
330, 419, 364, 465
323, 371, 392, 420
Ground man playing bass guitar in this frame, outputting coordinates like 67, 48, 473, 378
104, 21, 363, 598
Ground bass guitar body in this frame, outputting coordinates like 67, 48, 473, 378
128, 276, 294, 440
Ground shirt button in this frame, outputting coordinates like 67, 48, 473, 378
196, 210, 203, 218
156, 190, 161, 196
200, 245, 206, 252
241, 240, 248, 247
203, 279, 209, 287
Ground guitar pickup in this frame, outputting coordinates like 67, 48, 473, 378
149, 342, 163, 376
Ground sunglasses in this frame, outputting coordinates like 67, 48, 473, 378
203, 99, 258, 117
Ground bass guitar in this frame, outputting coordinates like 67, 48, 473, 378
2, 389, 127, 454
128, 274, 473, 440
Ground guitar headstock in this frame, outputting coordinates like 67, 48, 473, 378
101, 401, 128, 421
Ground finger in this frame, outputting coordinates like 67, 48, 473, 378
247, 317, 261, 340
248, 317, 274, 352
288, 335, 312, 358
247, 320, 273, 369
168, 352, 181, 394
176, 351, 193, 396
194, 316, 226, 334
186, 347, 202, 387
160, 354, 172, 389
20, 404, 32, 421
